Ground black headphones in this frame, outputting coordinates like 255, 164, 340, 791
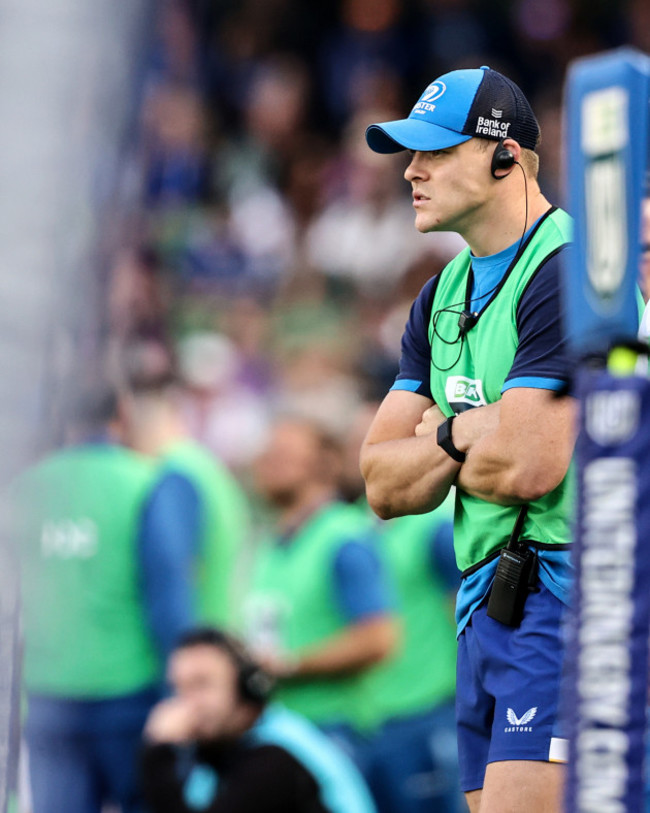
490, 140, 516, 179
236, 658, 276, 706
177, 627, 276, 705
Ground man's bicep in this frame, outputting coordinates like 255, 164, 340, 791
363, 390, 434, 446
498, 387, 576, 470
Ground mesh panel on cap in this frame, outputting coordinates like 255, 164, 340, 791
462, 70, 540, 150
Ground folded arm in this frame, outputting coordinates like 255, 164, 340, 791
360, 387, 576, 516
360, 390, 462, 519
452, 387, 576, 503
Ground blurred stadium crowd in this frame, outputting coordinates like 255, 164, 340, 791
11, 0, 650, 811
109, 0, 649, 469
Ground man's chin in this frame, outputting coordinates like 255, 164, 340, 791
414, 215, 444, 234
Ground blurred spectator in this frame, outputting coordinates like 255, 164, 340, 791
12, 381, 198, 813
108, 246, 170, 341
142, 82, 210, 207
319, 0, 417, 126
340, 402, 464, 813
121, 338, 253, 627
149, 1, 200, 86
273, 342, 363, 440
213, 55, 311, 196
305, 110, 464, 298
243, 416, 397, 770
140, 627, 378, 813
177, 331, 271, 470
419, 0, 489, 71
219, 297, 276, 395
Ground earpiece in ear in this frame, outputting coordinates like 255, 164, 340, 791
490, 140, 515, 179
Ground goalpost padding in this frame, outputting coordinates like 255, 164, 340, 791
562, 47, 650, 812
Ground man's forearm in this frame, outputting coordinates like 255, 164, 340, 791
453, 393, 575, 504
361, 434, 459, 519
455, 436, 527, 504
287, 617, 399, 679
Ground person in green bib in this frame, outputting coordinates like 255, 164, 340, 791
361, 67, 576, 813
13, 382, 206, 813
243, 415, 398, 773
121, 339, 252, 630
339, 402, 464, 813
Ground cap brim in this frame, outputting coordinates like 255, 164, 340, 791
365, 118, 471, 154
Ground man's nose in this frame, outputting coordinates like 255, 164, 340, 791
404, 152, 426, 182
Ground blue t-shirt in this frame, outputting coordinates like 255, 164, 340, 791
429, 520, 461, 593
390, 228, 573, 632
139, 472, 202, 660
332, 540, 395, 621
392, 240, 570, 398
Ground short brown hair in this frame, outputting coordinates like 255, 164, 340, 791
519, 148, 539, 180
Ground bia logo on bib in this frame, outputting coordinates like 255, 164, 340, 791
446, 376, 487, 412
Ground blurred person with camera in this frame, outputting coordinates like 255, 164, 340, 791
243, 415, 397, 771
361, 66, 576, 812
13, 380, 204, 813
140, 627, 377, 813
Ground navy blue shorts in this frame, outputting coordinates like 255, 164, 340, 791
456, 580, 568, 792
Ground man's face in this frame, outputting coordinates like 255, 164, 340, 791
404, 139, 492, 234
168, 645, 244, 742
253, 421, 321, 506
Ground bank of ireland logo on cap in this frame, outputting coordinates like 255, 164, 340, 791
366, 66, 540, 155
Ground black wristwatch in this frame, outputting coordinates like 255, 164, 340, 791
436, 416, 466, 463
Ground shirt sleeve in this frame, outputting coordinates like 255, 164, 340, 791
503, 250, 572, 392
390, 276, 439, 399
332, 539, 394, 622
139, 472, 202, 662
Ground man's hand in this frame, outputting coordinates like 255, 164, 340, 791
360, 391, 460, 518
144, 697, 199, 745
414, 404, 446, 437
452, 402, 502, 453
414, 402, 501, 452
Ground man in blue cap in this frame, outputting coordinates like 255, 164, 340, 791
360, 66, 576, 812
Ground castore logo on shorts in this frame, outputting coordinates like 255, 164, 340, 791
504, 706, 537, 733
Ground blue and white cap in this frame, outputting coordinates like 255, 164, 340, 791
366, 66, 540, 154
